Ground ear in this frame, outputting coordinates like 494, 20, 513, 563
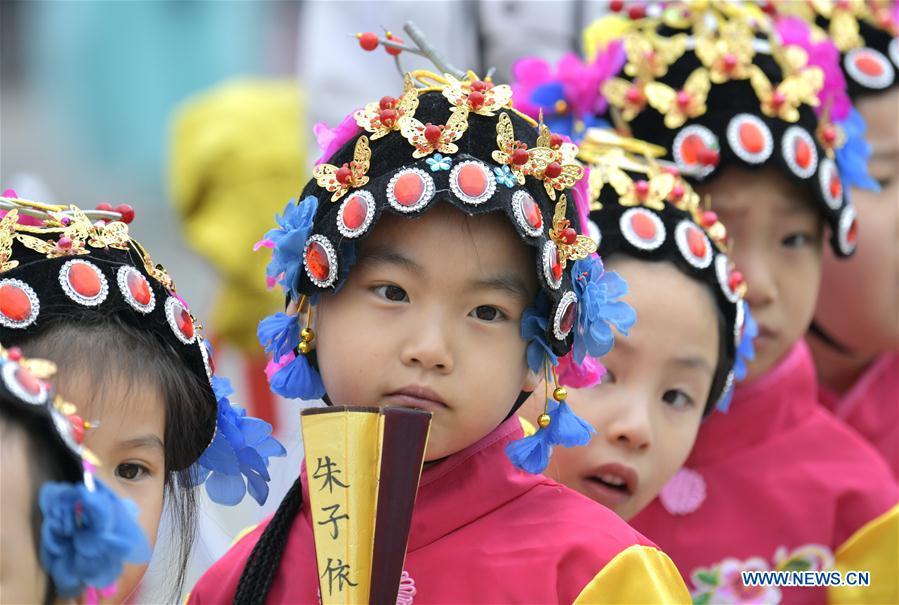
521, 367, 543, 393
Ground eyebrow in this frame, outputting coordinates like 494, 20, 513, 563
670, 355, 714, 375
117, 435, 165, 451
469, 274, 534, 305
357, 245, 423, 274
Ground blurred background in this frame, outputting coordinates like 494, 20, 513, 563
0, 1, 609, 600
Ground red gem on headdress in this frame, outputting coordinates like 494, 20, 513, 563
424, 123, 442, 144
468, 90, 486, 109
790, 137, 811, 170
14, 367, 42, 397
458, 163, 488, 198
701, 211, 718, 227
676, 90, 691, 109
762, 1, 777, 14
544, 162, 563, 179
686, 226, 708, 258
68, 262, 103, 298
394, 172, 426, 206
625, 86, 645, 105
771, 91, 786, 109
549, 133, 564, 149
116, 204, 135, 224
96, 202, 114, 212
728, 270, 744, 292
127, 271, 152, 306
7, 347, 22, 361
341, 194, 368, 230
379, 96, 396, 109
306, 241, 331, 282
610, 0, 624, 12
379, 108, 399, 127
335, 164, 352, 185
739, 122, 765, 154
551, 250, 564, 282
723, 53, 738, 73
522, 195, 542, 230
634, 179, 650, 199
384, 33, 403, 56
57, 236, 73, 251
627, 4, 646, 19
561, 227, 577, 245
174, 306, 194, 341
670, 183, 685, 201
69, 414, 86, 444
855, 52, 886, 77
471, 80, 490, 92
631, 212, 657, 239
680, 134, 703, 164
821, 126, 837, 146
511, 147, 530, 165
847, 217, 858, 246
358, 32, 379, 51
560, 300, 576, 334
829, 174, 842, 199
1, 281, 35, 324
698, 148, 720, 166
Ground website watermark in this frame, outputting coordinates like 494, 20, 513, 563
742, 570, 870, 588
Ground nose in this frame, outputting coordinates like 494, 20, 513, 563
399, 317, 454, 373
735, 245, 776, 310
604, 395, 653, 452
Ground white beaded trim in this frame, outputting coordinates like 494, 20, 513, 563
59, 259, 108, 307
889, 38, 899, 70
449, 160, 497, 206
726, 114, 773, 165
386, 168, 435, 213
818, 158, 843, 210
672, 125, 718, 180
337, 190, 376, 238
674, 220, 713, 269
620, 207, 666, 251
844, 47, 894, 90
2, 360, 48, 405
303, 234, 339, 288
734, 298, 745, 349
199, 337, 214, 384
552, 291, 578, 341
116, 265, 156, 314
165, 296, 197, 345
511, 190, 543, 238
837, 204, 858, 256
542, 240, 563, 290
0, 279, 40, 329
715, 254, 740, 304
50, 406, 83, 456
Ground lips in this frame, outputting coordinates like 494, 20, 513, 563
384, 385, 448, 412
581, 462, 638, 508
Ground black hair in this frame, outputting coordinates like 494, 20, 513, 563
0, 403, 79, 605
4, 310, 213, 602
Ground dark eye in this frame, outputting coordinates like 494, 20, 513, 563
661, 389, 693, 409
782, 233, 810, 248
374, 285, 409, 302
116, 463, 148, 481
470, 305, 506, 322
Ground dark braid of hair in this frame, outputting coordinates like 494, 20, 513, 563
233, 477, 304, 605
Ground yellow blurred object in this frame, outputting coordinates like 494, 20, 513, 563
583, 14, 631, 61
168, 79, 307, 350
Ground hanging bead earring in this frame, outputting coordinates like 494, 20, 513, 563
297, 295, 315, 355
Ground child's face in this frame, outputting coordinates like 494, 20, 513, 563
314, 203, 539, 460
0, 427, 48, 603
699, 167, 824, 379
815, 88, 899, 354
545, 258, 714, 520
60, 373, 166, 602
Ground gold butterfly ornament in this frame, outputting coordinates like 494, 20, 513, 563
312, 136, 372, 202
549, 194, 598, 268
